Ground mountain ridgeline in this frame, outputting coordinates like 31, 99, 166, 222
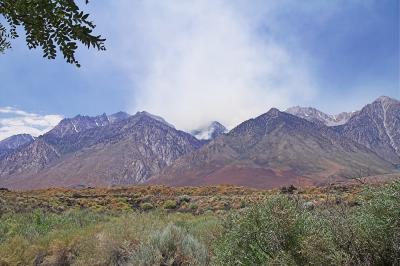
149, 107, 395, 187
0, 96, 399, 189
0, 112, 202, 189
0, 134, 35, 159
334, 96, 400, 164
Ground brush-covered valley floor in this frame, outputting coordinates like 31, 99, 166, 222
0, 178, 399, 265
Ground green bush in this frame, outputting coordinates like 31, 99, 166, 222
214, 195, 305, 265
163, 200, 177, 209
0, 209, 112, 265
178, 195, 191, 204
340, 181, 400, 265
189, 203, 198, 211
140, 202, 154, 211
131, 223, 209, 265
0, 209, 108, 244
214, 181, 400, 266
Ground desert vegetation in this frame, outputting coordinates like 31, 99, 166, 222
0, 180, 398, 265
215, 182, 400, 265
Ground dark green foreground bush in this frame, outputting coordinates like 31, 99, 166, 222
214, 181, 400, 265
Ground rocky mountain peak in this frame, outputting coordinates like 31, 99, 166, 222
134, 111, 175, 129
374, 96, 398, 110
45, 113, 112, 139
150, 104, 395, 188
191, 121, 227, 140
0, 134, 35, 158
0, 134, 34, 149
229, 108, 307, 139
286, 106, 355, 126
108, 111, 130, 123
376, 95, 395, 104
335, 96, 400, 164
265, 108, 280, 116
0, 109, 203, 189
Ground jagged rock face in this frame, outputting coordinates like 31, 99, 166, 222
42, 112, 132, 155
286, 106, 356, 126
0, 112, 203, 189
0, 96, 398, 190
0, 134, 35, 158
37, 114, 203, 186
0, 139, 60, 178
150, 108, 395, 188
44, 111, 131, 141
108, 111, 130, 123
136, 111, 176, 128
334, 112, 356, 125
45, 113, 111, 139
334, 96, 400, 164
191, 121, 227, 140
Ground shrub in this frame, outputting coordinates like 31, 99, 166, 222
178, 195, 191, 204
280, 184, 297, 194
214, 181, 400, 266
71, 212, 170, 265
189, 203, 198, 211
0, 209, 108, 244
342, 181, 400, 265
140, 203, 154, 211
130, 223, 209, 265
0, 210, 111, 265
214, 195, 305, 265
71, 192, 81, 198
303, 181, 400, 266
163, 200, 177, 209
0, 236, 31, 265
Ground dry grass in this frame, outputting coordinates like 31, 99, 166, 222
0, 179, 398, 265
0, 181, 387, 216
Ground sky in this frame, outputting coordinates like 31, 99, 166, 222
0, 0, 399, 140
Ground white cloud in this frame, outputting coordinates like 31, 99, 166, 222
0, 107, 62, 141
93, 0, 320, 130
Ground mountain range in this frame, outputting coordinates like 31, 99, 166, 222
150, 108, 395, 188
0, 96, 398, 190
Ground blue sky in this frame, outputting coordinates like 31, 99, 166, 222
0, 0, 399, 139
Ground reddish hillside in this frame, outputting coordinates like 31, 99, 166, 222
148, 109, 396, 188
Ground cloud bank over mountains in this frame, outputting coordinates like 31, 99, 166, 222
62, 0, 396, 131
1, 1, 397, 132
97, 0, 318, 130
0, 107, 62, 140
2, 1, 393, 138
